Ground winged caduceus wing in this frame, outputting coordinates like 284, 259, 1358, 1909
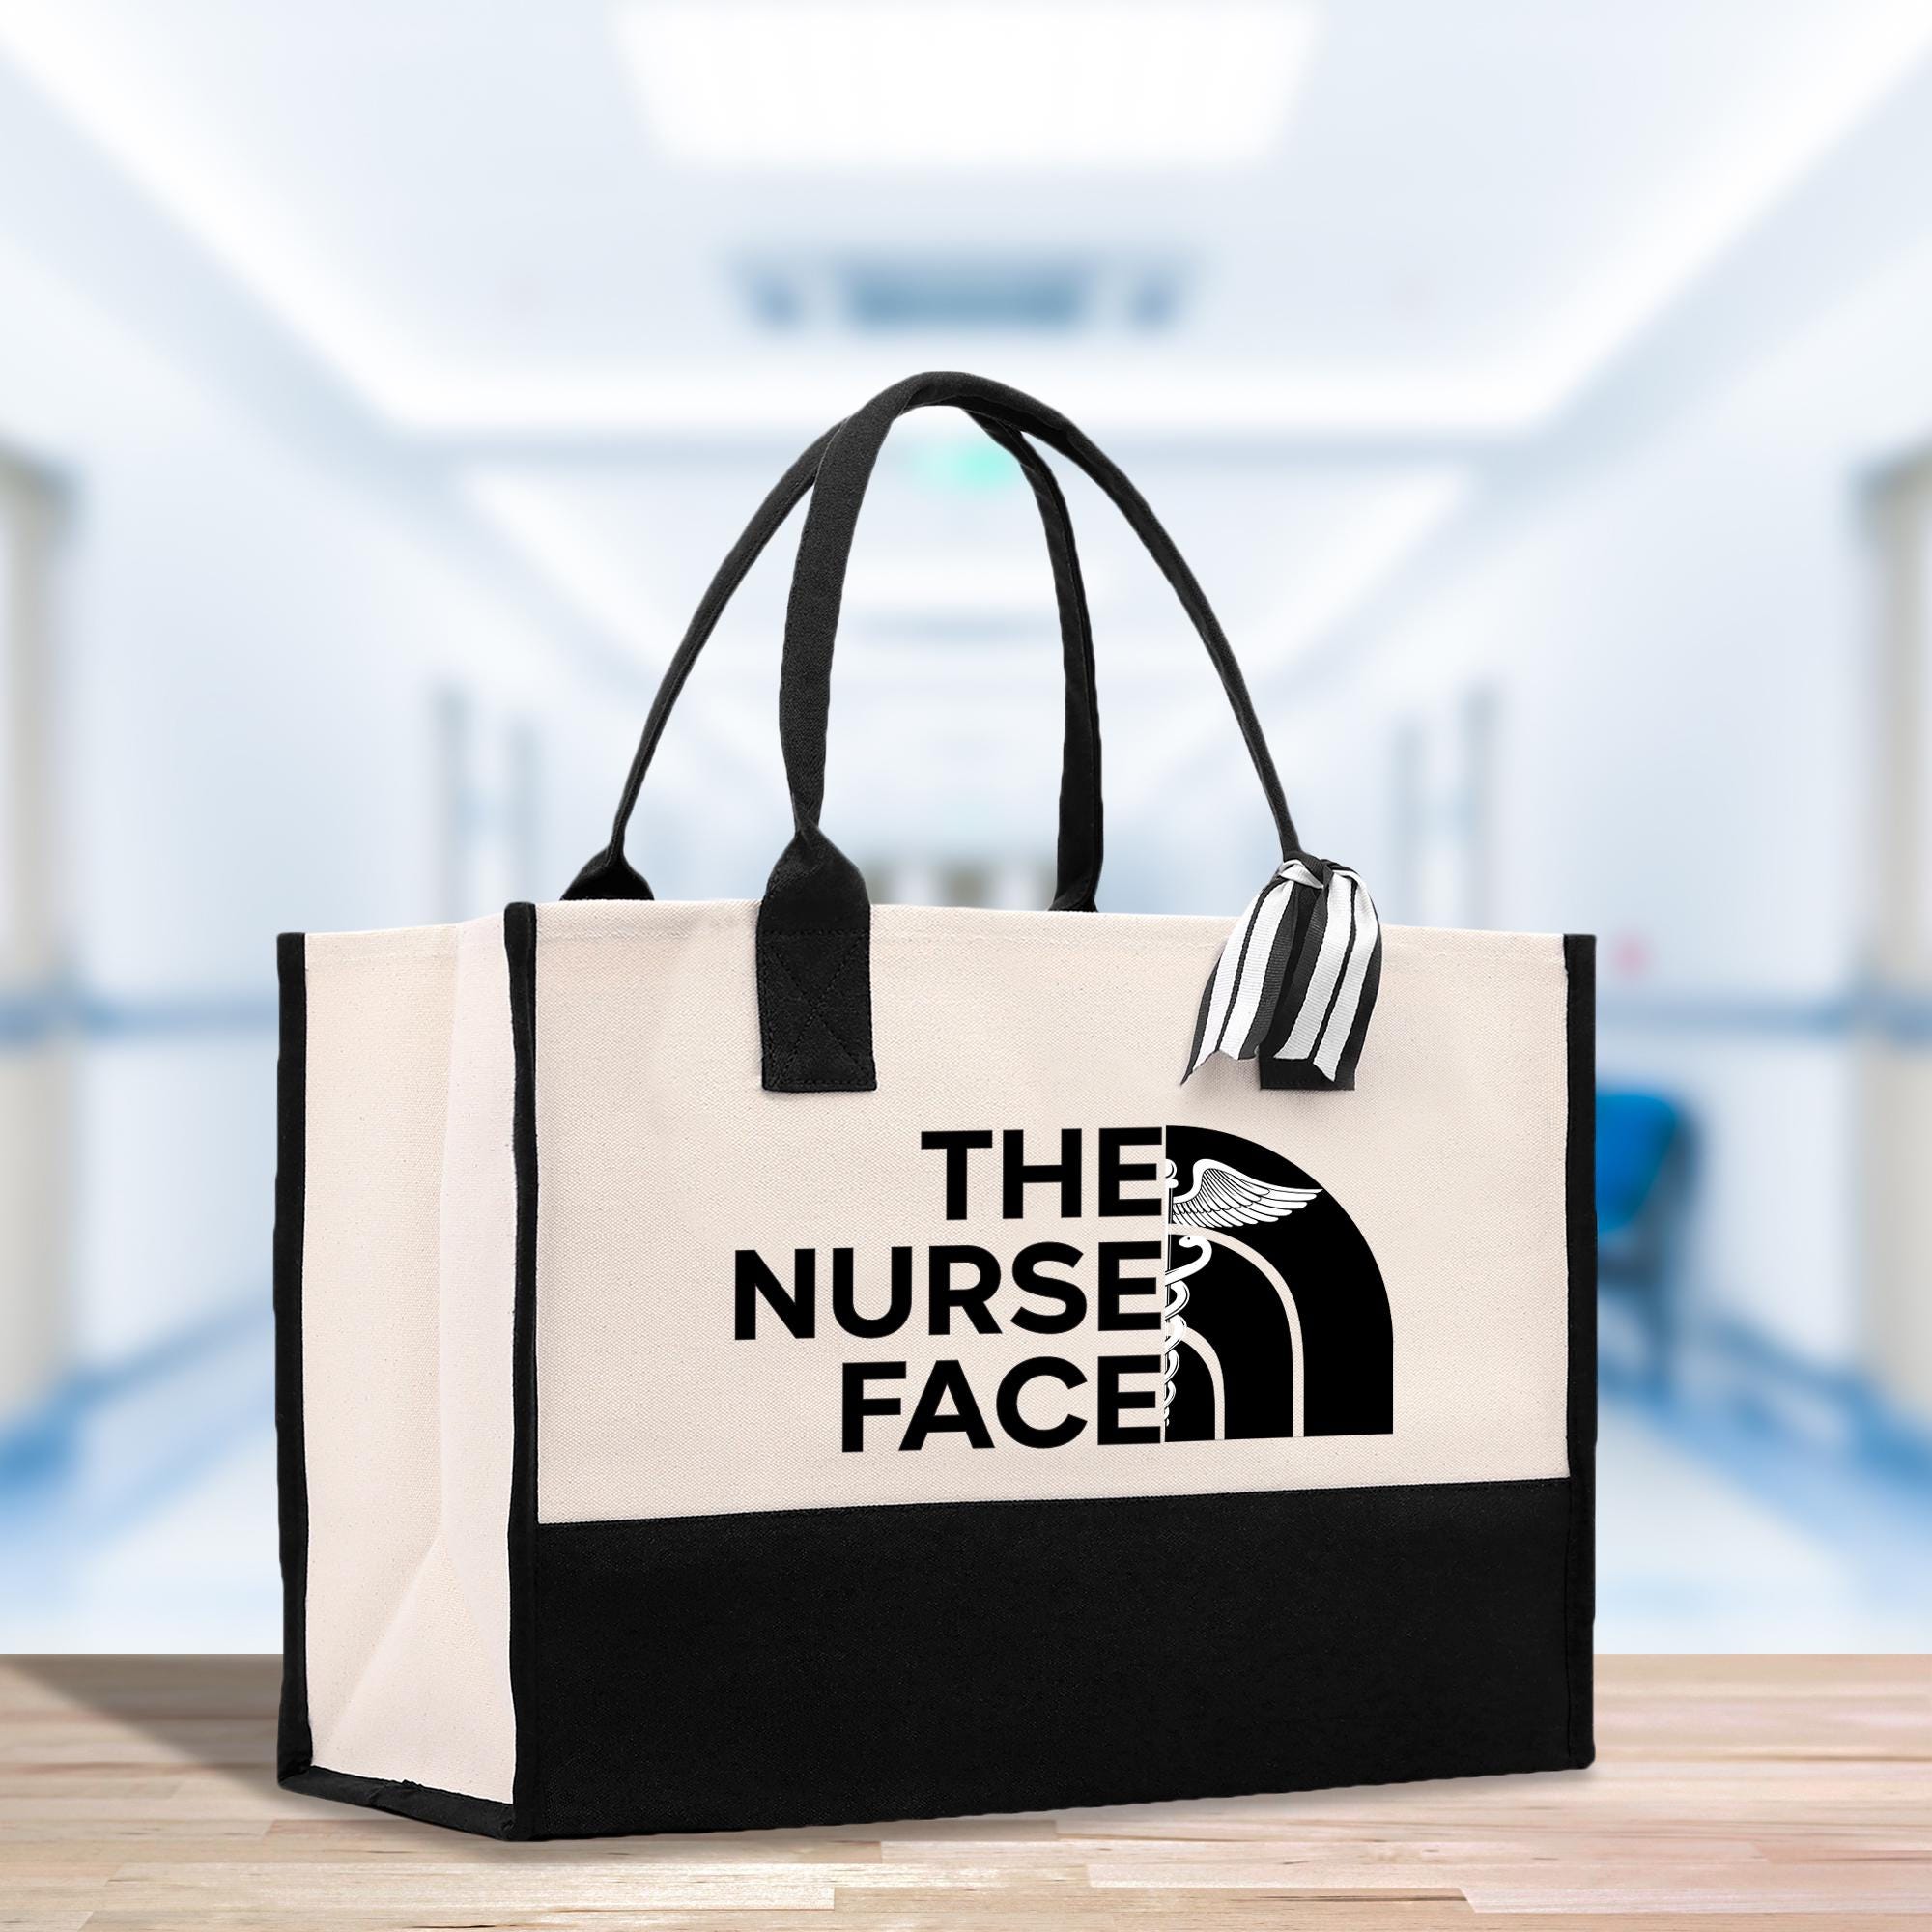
1167, 1159, 1321, 1230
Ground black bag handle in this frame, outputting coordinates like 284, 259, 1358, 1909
565, 411, 1104, 912
757, 371, 1302, 1094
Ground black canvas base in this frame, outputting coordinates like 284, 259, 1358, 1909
528, 1475, 1587, 1839
280, 1765, 516, 1839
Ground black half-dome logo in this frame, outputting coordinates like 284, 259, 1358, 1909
1159, 1124, 1391, 1441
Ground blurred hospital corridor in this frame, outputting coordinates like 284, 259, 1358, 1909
4, 0, 1932, 1654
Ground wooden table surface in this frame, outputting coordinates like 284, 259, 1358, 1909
2, 1655, 1928, 1930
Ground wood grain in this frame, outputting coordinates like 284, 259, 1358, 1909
0, 1655, 1927, 1929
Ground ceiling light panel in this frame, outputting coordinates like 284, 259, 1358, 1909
613, 1, 1318, 171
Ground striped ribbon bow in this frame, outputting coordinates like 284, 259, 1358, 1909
1184, 857, 1383, 1091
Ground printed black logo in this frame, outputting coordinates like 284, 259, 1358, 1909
732, 1125, 1390, 1451
1161, 1125, 1391, 1441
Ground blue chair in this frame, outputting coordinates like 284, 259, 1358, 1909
1597, 1089, 1692, 1391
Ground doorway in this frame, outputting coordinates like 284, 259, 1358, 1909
0, 450, 70, 1445
1862, 451, 1932, 1430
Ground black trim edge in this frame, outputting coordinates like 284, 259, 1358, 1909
1562, 933, 1599, 1768
272, 931, 311, 1782
283, 1765, 517, 1840
504, 902, 543, 1838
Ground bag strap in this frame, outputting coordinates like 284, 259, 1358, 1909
564, 412, 1104, 912
758, 371, 1301, 1093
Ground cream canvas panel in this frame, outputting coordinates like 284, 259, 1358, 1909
534, 900, 1574, 1524
301, 919, 517, 1804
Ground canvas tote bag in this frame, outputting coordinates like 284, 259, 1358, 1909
274, 371, 1596, 1840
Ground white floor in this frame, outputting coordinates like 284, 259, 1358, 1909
1596, 1403, 1932, 1650
0, 1320, 282, 1653
2, 1344, 1929, 1652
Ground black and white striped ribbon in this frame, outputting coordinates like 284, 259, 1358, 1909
1183, 856, 1383, 1091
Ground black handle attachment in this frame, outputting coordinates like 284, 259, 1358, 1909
757, 372, 1302, 1093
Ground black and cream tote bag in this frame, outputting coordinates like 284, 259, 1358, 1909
274, 372, 1596, 1840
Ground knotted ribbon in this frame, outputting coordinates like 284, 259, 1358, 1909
1184, 856, 1382, 1091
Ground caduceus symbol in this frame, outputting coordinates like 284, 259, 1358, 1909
1160, 1158, 1321, 1434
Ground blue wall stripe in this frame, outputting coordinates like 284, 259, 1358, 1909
0, 985, 277, 1047
6, 980, 1932, 1049
1597, 986, 1932, 1042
